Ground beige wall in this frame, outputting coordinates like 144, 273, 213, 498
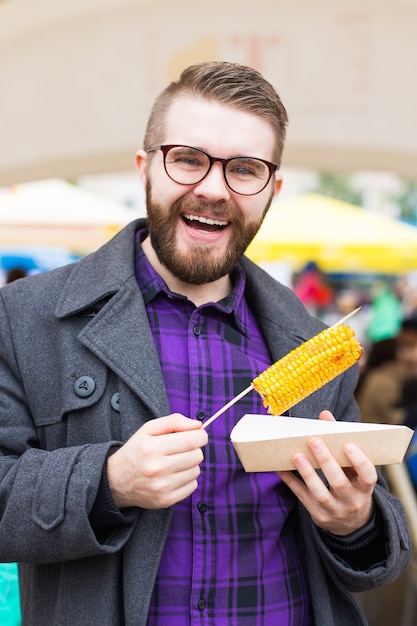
1, 0, 417, 185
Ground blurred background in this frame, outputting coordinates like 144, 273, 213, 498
2, 0, 417, 346
2, 0, 417, 624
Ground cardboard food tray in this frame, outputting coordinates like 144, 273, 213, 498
230, 414, 413, 472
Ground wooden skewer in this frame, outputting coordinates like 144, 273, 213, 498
330, 305, 363, 328
202, 384, 254, 429
202, 306, 363, 429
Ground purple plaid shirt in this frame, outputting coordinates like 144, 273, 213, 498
135, 231, 313, 625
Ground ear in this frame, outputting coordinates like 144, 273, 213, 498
272, 173, 283, 199
135, 149, 148, 186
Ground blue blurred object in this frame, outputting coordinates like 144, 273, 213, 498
406, 431, 417, 490
0, 246, 80, 275
0, 563, 21, 625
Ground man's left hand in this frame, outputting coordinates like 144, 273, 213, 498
277, 410, 378, 536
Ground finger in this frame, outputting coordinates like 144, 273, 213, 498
144, 413, 204, 435
307, 437, 352, 494
307, 437, 377, 499
318, 409, 335, 422
165, 447, 205, 473
292, 449, 339, 504
278, 457, 337, 519
343, 443, 378, 488
277, 468, 310, 500
140, 416, 208, 455
138, 461, 203, 509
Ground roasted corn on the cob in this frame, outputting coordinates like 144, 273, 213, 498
252, 324, 363, 415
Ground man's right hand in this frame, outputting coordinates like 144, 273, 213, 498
107, 414, 208, 510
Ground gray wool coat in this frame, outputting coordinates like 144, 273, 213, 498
0, 219, 410, 625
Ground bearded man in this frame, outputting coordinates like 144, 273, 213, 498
0, 61, 410, 626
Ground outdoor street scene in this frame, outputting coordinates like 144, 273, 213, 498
2, 1, 417, 625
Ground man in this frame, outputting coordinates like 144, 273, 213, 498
0, 62, 410, 625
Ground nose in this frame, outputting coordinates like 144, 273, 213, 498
193, 161, 232, 201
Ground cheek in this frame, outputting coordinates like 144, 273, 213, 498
240, 199, 269, 226
151, 183, 186, 211
242, 184, 275, 223
146, 165, 181, 206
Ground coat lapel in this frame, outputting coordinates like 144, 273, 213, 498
77, 278, 170, 418
55, 219, 170, 418
241, 255, 319, 362
52, 220, 324, 422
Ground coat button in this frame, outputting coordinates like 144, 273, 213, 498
74, 376, 96, 398
111, 392, 120, 412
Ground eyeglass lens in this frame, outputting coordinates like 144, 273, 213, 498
164, 146, 272, 195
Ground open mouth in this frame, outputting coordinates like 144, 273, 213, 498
183, 214, 229, 233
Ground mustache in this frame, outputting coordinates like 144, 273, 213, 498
171, 197, 238, 219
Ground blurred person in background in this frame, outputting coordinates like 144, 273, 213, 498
398, 334, 417, 488
396, 273, 417, 318
365, 280, 403, 344
354, 337, 397, 401
397, 319, 417, 429
5, 268, 26, 284
357, 316, 417, 424
401, 379, 417, 430
293, 260, 334, 319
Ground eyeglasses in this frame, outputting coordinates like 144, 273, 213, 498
147, 144, 277, 196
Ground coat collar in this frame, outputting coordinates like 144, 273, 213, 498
54, 219, 171, 418
55, 219, 145, 319
52, 219, 323, 417
55, 216, 318, 343
240, 255, 324, 362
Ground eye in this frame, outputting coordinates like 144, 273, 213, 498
228, 158, 267, 180
167, 148, 206, 169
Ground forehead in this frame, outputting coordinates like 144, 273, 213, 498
163, 96, 275, 160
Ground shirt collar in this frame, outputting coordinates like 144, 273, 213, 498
134, 228, 250, 338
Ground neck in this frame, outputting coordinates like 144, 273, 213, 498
141, 236, 233, 306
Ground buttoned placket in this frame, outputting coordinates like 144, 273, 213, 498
188, 308, 211, 621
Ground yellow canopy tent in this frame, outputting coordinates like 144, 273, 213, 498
246, 193, 417, 275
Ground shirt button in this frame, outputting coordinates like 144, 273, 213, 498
74, 376, 96, 398
197, 599, 206, 611
196, 410, 205, 421
198, 502, 207, 514
193, 325, 201, 336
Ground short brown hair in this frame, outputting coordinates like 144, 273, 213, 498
143, 61, 289, 167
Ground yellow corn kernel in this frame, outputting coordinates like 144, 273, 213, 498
252, 324, 363, 415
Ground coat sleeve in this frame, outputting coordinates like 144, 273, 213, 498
307, 479, 411, 592
313, 369, 411, 590
0, 293, 138, 564
300, 364, 411, 590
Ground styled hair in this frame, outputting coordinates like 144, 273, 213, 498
143, 61, 289, 167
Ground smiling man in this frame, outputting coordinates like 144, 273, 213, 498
138, 93, 281, 297
0, 62, 410, 626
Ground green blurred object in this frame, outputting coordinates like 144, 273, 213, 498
0, 564, 21, 625
366, 282, 403, 343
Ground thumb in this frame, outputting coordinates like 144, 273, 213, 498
318, 409, 336, 422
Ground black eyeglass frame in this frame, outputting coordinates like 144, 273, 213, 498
146, 144, 278, 196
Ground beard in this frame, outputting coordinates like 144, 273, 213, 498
145, 180, 273, 285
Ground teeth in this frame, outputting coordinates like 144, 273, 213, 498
185, 214, 228, 227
